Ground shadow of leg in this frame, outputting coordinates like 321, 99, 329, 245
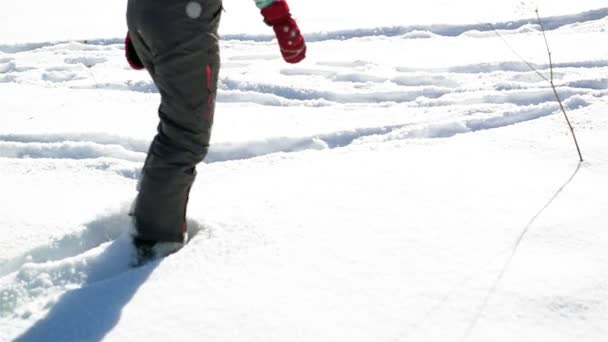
14, 237, 158, 342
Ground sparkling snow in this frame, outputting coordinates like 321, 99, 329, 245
1, 1, 607, 341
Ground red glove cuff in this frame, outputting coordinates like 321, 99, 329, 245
261, 0, 291, 25
261, 1, 306, 64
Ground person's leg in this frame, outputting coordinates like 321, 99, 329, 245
127, 0, 222, 243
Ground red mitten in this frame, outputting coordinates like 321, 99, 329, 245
125, 32, 144, 70
261, 0, 306, 64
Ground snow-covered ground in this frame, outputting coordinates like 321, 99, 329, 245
1, 1, 607, 341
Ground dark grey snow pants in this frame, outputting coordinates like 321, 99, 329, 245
127, 0, 222, 242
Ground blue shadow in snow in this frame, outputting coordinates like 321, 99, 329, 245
14, 233, 158, 341
13, 214, 208, 342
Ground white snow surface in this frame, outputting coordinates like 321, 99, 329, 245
1, 0, 608, 341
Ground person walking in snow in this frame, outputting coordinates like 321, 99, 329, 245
125, 0, 306, 261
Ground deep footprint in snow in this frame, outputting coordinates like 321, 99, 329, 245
0, 210, 209, 320
0, 236, 134, 319
0, 211, 134, 279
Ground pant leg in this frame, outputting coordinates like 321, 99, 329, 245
127, 0, 222, 242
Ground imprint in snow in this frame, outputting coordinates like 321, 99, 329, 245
64, 57, 108, 68
353, 101, 584, 143
0, 209, 133, 279
206, 123, 409, 163
566, 78, 608, 90
462, 23, 541, 38
0, 210, 208, 323
509, 71, 562, 84
40, 41, 107, 53
217, 90, 332, 107
494, 82, 528, 91
82, 158, 141, 180
546, 296, 600, 318
417, 88, 584, 108
0, 237, 134, 320
70, 80, 158, 93
397, 60, 608, 76
393, 74, 460, 88
0, 74, 17, 83
481, 88, 587, 107
449, 62, 544, 74
333, 72, 387, 84
564, 95, 592, 110
0, 42, 50, 53
220, 78, 449, 104
42, 71, 83, 83
428, 88, 586, 108
280, 68, 337, 78
0, 39, 122, 54
400, 30, 438, 39
125, 80, 157, 93
316, 60, 371, 68
0, 61, 17, 73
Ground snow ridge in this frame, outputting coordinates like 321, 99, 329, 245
222, 7, 608, 42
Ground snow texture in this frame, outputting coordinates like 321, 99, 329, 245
1, 0, 607, 341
